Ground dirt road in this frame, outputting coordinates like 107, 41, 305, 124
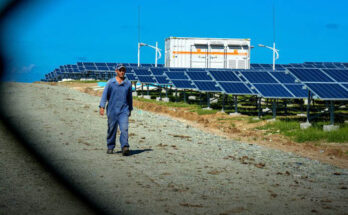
1, 83, 347, 215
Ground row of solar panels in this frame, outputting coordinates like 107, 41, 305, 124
43, 63, 348, 101
251, 62, 348, 70
123, 67, 348, 100
48, 61, 348, 75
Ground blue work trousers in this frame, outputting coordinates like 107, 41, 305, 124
107, 112, 129, 150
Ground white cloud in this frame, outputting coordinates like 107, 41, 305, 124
21, 64, 36, 73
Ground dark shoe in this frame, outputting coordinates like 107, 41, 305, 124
107, 149, 114, 154
122, 146, 130, 156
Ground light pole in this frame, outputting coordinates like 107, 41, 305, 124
137, 42, 162, 67
258, 43, 279, 71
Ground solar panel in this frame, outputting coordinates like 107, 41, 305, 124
306, 83, 348, 99
141, 64, 153, 67
137, 76, 155, 83
322, 69, 348, 83
166, 72, 189, 80
343, 84, 348, 90
186, 72, 212, 81
168, 68, 187, 72
284, 84, 308, 98
193, 81, 221, 92
209, 70, 240, 81
270, 72, 296, 83
218, 82, 253, 95
259, 64, 273, 69
290, 63, 305, 68
250, 64, 263, 69
133, 68, 151, 76
288, 68, 334, 82
187, 68, 206, 72
97, 66, 109, 71
171, 80, 195, 89
240, 72, 278, 83
253, 84, 294, 98
151, 68, 168, 76
85, 66, 97, 70
95, 63, 107, 66
154, 76, 171, 84
126, 74, 137, 81
83, 62, 95, 67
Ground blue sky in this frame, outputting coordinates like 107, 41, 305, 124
1, 0, 348, 82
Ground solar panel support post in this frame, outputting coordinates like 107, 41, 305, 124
258, 97, 262, 119
306, 90, 311, 123
284, 100, 288, 115
199, 92, 202, 106
183, 90, 187, 103
207, 93, 210, 109
147, 85, 150, 96
221, 94, 226, 112
234, 95, 238, 113
330, 101, 335, 125
272, 99, 277, 119
175, 89, 178, 102
165, 86, 168, 98
141, 83, 144, 97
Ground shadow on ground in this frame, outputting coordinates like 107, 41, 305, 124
115, 149, 153, 156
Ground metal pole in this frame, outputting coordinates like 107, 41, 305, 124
184, 90, 186, 103
258, 97, 262, 119
141, 83, 144, 96
272, 99, 277, 119
147, 85, 149, 96
175, 89, 178, 102
234, 95, 238, 113
284, 99, 287, 115
165, 86, 168, 98
221, 94, 225, 112
155, 42, 158, 67
199, 92, 202, 106
207, 93, 210, 108
137, 43, 140, 67
306, 90, 311, 123
273, 42, 276, 71
330, 101, 334, 125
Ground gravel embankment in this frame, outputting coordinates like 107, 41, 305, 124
0, 82, 347, 215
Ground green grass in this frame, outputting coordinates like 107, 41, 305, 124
257, 120, 348, 143
134, 97, 220, 115
67, 80, 106, 83
247, 117, 261, 123
196, 109, 219, 115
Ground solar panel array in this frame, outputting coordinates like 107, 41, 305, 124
288, 68, 348, 100
42, 62, 348, 100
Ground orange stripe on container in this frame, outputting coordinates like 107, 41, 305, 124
172, 51, 247, 56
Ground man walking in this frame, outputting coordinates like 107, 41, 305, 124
99, 64, 133, 156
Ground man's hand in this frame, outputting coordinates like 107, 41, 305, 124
99, 107, 104, 116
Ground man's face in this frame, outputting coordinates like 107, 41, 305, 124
116, 68, 126, 78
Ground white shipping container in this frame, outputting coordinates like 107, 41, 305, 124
165, 37, 250, 69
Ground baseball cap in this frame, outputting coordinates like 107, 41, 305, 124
116, 64, 126, 70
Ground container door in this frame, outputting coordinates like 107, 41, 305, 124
209, 45, 225, 68
227, 45, 240, 69
191, 44, 208, 68
227, 45, 248, 69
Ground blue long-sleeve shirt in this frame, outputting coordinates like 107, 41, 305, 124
99, 78, 133, 118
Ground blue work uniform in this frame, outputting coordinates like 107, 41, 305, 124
99, 77, 133, 150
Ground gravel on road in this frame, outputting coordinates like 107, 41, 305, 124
0, 82, 347, 215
